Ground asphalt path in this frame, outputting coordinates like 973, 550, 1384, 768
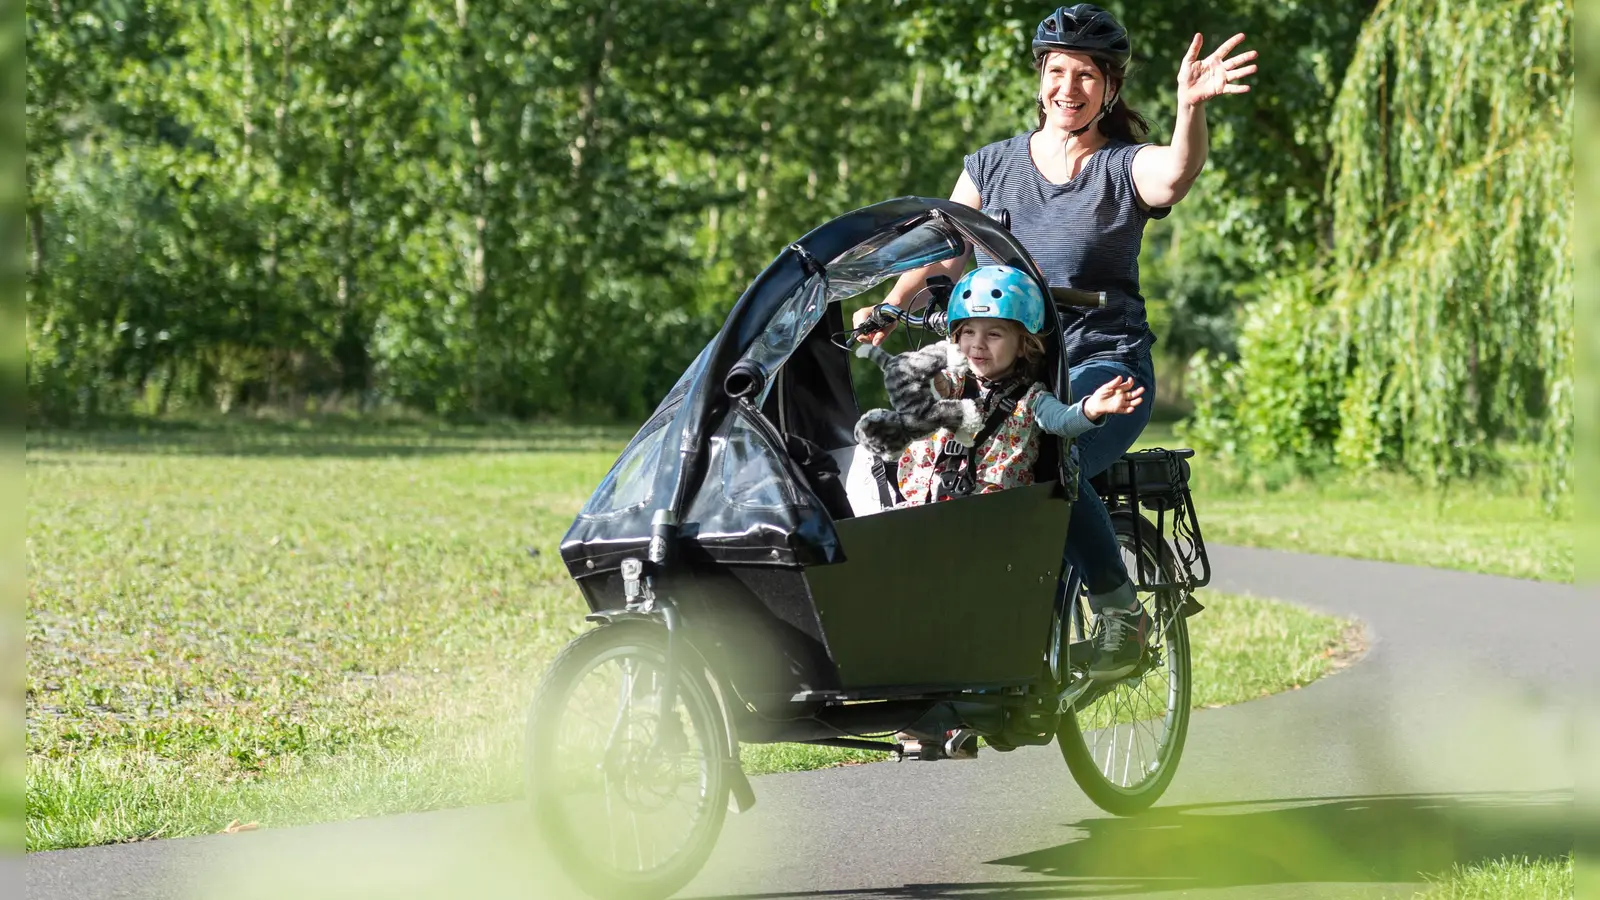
26, 546, 1591, 900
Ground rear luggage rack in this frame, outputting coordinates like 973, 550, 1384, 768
1090, 448, 1211, 597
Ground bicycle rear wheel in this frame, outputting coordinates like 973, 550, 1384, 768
1058, 510, 1192, 815
525, 620, 730, 900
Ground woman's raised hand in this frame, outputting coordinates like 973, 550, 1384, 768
1084, 375, 1146, 421
1175, 33, 1257, 108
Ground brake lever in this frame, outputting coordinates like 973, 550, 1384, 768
831, 295, 955, 350
831, 305, 898, 350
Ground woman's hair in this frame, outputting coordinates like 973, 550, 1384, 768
952, 318, 1047, 381
1034, 51, 1150, 143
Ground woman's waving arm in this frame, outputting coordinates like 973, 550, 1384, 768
1131, 33, 1257, 209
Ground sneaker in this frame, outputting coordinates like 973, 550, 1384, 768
1086, 606, 1151, 680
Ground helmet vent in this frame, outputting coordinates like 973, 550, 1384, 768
991, 289, 1003, 298
962, 290, 972, 299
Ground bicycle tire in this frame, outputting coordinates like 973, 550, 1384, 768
1057, 510, 1193, 815
525, 620, 730, 900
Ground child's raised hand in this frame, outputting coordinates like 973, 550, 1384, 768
1084, 376, 1146, 422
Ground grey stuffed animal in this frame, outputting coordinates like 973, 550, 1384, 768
853, 340, 984, 460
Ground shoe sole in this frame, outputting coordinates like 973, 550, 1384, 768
1087, 662, 1138, 681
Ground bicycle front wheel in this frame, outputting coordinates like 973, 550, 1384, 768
1058, 510, 1192, 815
525, 620, 730, 900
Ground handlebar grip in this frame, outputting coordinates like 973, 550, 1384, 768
852, 304, 897, 336
1049, 286, 1107, 308
868, 304, 899, 326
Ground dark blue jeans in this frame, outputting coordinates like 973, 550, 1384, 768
1063, 356, 1155, 595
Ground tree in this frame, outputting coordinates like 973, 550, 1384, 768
1183, 0, 1573, 495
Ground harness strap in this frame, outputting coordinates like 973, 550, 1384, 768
932, 375, 1030, 501
870, 456, 904, 509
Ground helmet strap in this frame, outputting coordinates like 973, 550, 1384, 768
1067, 84, 1117, 138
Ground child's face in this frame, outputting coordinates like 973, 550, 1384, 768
955, 318, 1022, 380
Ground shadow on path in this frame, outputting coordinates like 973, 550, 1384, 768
695, 791, 1576, 899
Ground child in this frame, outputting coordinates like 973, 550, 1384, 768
894, 265, 1144, 506
885, 266, 1145, 760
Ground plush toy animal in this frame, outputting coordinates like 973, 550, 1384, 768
853, 340, 984, 460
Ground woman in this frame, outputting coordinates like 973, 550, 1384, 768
855, 4, 1256, 679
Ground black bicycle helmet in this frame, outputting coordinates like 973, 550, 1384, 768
1031, 4, 1131, 69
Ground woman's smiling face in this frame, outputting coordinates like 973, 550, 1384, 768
1038, 51, 1108, 132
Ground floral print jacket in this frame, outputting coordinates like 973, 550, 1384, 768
896, 369, 1097, 506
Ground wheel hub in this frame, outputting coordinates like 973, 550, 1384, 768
601, 712, 695, 811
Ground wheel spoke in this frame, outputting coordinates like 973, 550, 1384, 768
1062, 520, 1191, 807
1119, 724, 1134, 783
530, 632, 728, 891
629, 796, 645, 872
1100, 715, 1117, 779
603, 762, 620, 870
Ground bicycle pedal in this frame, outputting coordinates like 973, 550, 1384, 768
896, 738, 946, 762
944, 729, 980, 760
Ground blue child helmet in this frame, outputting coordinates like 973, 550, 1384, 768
947, 265, 1048, 335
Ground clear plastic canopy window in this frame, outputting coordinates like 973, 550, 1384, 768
579, 219, 967, 519
742, 219, 966, 405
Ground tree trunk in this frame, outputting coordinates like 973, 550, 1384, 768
560, 4, 616, 408
458, 0, 489, 413
241, 6, 255, 157
337, 100, 366, 395
158, 358, 176, 416
27, 205, 44, 280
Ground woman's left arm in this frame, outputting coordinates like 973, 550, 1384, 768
1131, 32, 1257, 209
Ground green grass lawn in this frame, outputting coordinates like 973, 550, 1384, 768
1133, 424, 1573, 583
1412, 854, 1573, 899
26, 421, 1360, 851
28, 423, 617, 850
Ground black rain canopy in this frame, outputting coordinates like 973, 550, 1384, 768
559, 197, 1068, 580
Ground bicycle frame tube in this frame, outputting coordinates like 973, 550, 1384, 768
655, 600, 682, 751
1050, 563, 1085, 686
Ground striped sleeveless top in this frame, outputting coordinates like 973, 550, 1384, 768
963, 133, 1169, 368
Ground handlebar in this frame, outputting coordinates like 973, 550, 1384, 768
838, 284, 1107, 349
1050, 286, 1107, 308
863, 303, 949, 336
834, 303, 948, 349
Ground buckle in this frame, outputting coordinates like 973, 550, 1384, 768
941, 438, 967, 456
936, 468, 974, 498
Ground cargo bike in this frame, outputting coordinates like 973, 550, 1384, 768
530, 197, 1212, 899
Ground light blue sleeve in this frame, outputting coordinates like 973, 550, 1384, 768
1033, 391, 1102, 439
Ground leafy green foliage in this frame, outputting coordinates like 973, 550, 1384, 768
1184, 0, 1573, 495
23, 0, 1374, 421
25, 0, 1571, 496
25, 1, 992, 420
